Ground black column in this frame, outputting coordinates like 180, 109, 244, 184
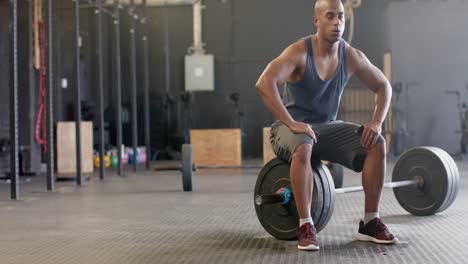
10, 0, 20, 200
142, 0, 150, 170
46, 0, 55, 191
97, 0, 105, 180
114, 0, 123, 176
129, 6, 138, 173
75, 0, 83, 185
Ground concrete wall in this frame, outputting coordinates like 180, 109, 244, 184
384, 0, 468, 154
0, 0, 41, 173
2, 0, 464, 161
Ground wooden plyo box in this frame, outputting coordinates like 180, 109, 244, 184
56, 121, 94, 175
263, 127, 277, 165
190, 129, 242, 166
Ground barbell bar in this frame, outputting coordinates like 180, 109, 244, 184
335, 178, 422, 194
256, 178, 423, 206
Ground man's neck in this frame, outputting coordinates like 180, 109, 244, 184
312, 34, 339, 57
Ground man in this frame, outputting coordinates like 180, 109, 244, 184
255, 0, 397, 251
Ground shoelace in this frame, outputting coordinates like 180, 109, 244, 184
374, 218, 389, 234
299, 224, 313, 238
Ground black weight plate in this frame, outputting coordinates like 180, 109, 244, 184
312, 170, 325, 230
442, 150, 460, 210
426, 147, 453, 212
432, 147, 459, 212
181, 144, 193, 192
430, 147, 454, 212
314, 161, 336, 233
328, 163, 344, 188
392, 147, 452, 216
312, 163, 328, 232
254, 158, 325, 240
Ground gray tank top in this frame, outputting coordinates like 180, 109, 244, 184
282, 37, 348, 123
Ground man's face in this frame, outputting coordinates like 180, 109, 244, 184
314, 0, 345, 43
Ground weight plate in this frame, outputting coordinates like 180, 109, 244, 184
430, 147, 454, 212
312, 170, 325, 229
314, 161, 336, 233
392, 147, 453, 215
432, 147, 459, 212
443, 150, 460, 210
328, 163, 344, 188
181, 144, 193, 192
254, 158, 325, 240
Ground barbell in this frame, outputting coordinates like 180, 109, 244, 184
168, 144, 259, 192
254, 146, 460, 240
154, 144, 205, 192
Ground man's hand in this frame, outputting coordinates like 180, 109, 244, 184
288, 122, 317, 143
361, 121, 382, 149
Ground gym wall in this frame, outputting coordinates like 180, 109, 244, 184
384, 0, 468, 154
0, 0, 42, 174
0, 0, 465, 163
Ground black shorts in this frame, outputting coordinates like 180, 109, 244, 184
269, 120, 384, 172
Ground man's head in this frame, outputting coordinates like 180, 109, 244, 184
313, 0, 345, 44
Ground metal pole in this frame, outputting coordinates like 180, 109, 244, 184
46, 0, 55, 191
75, 0, 83, 185
334, 179, 419, 194
256, 179, 421, 205
129, 5, 138, 173
191, 0, 204, 54
142, 0, 150, 170
97, 0, 105, 180
10, 0, 20, 200
114, 0, 123, 176
28, 0, 36, 181
56, 0, 62, 122
163, 6, 170, 150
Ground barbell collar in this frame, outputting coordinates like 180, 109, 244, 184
255, 194, 285, 205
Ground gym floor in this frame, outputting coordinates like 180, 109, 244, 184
0, 160, 467, 264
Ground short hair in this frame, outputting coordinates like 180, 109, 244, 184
314, 0, 342, 15
314, 0, 328, 15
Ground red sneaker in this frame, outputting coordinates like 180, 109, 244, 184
297, 223, 320, 251
355, 218, 398, 244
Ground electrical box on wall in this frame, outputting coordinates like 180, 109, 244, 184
185, 54, 214, 92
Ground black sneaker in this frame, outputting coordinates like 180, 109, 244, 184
355, 217, 398, 244
297, 223, 320, 251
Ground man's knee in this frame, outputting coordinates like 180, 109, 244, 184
369, 136, 386, 158
353, 136, 385, 172
292, 143, 313, 164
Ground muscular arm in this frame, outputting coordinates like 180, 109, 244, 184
347, 45, 392, 147
255, 41, 316, 141
255, 42, 303, 127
